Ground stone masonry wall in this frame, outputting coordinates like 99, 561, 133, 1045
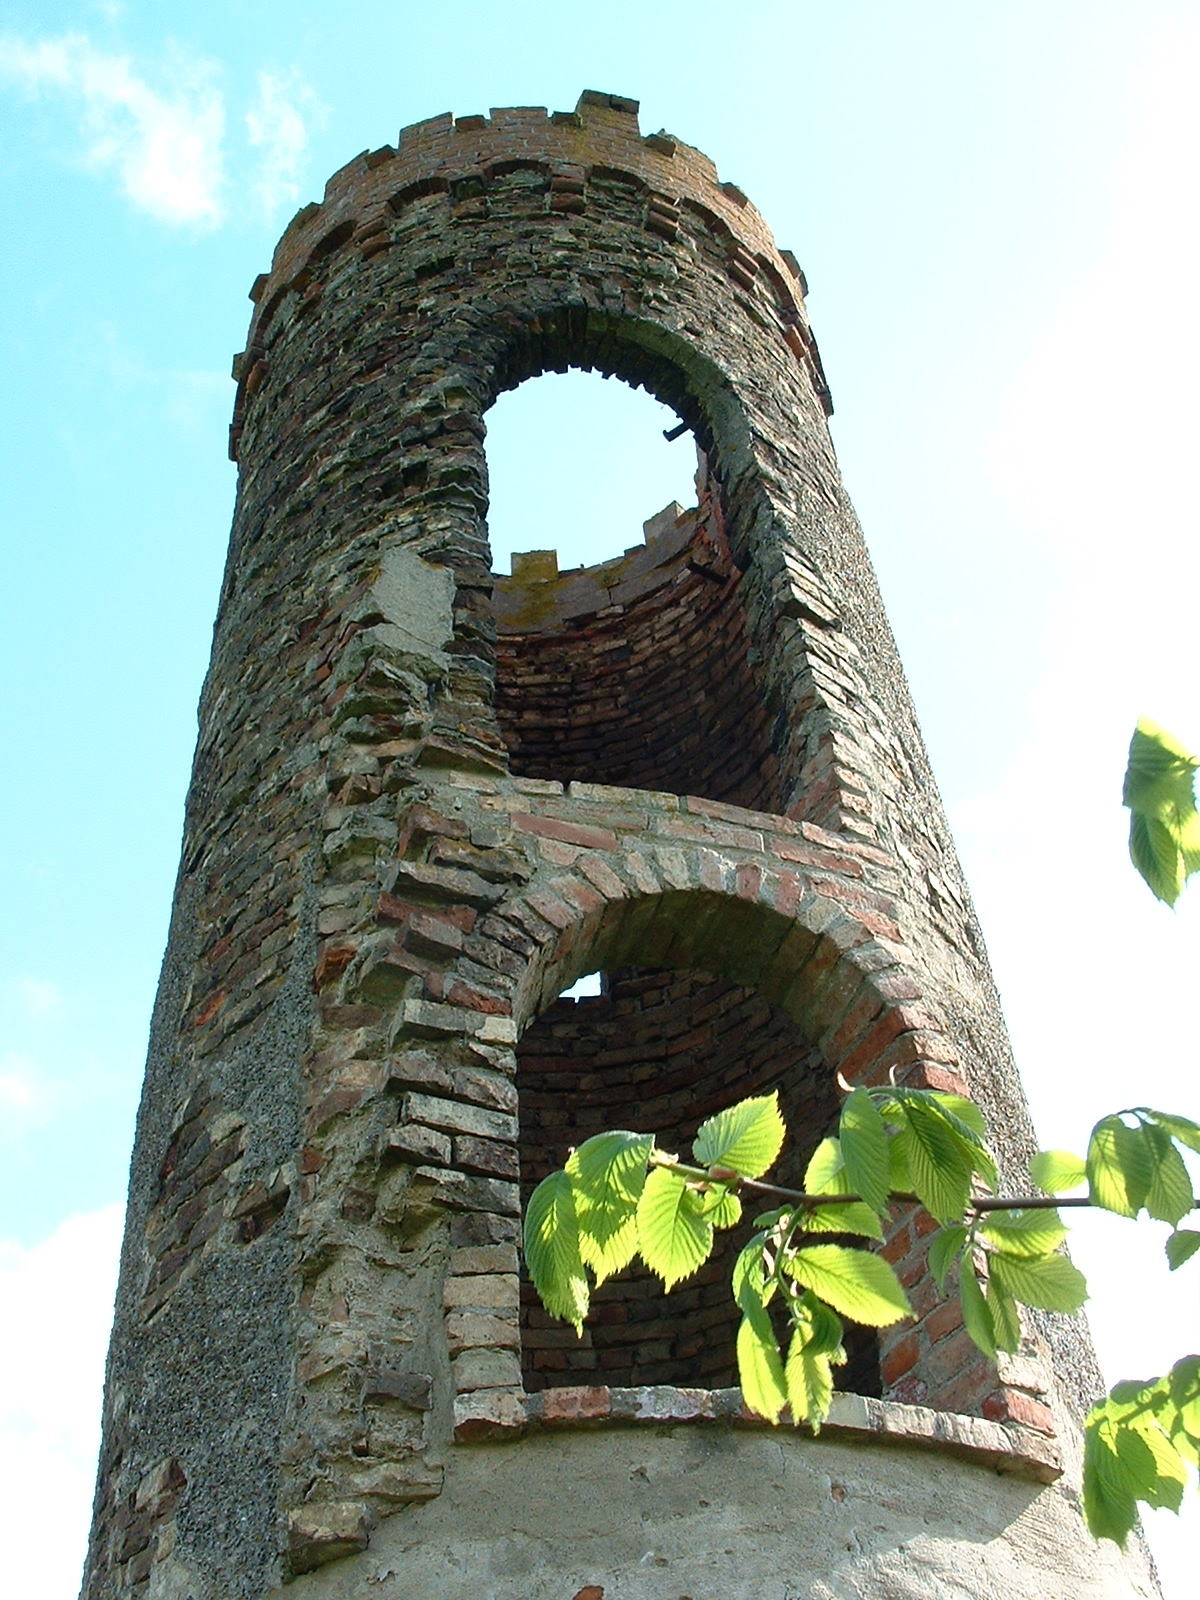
81, 91, 1136, 1600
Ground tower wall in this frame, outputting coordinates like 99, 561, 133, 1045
82, 92, 1156, 1599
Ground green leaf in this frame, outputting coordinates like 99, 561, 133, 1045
1123, 718, 1200, 905
567, 1130, 653, 1201
1087, 1115, 1153, 1218
989, 1250, 1088, 1314
1083, 1413, 1140, 1544
802, 1292, 847, 1358
915, 1093, 998, 1188
1143, 1120, 1195, 1227
786, 1324, 835, 1429
804, 1136, 851, 1195
979, 1208, 1068, 1258
888, 1127, 914, 1192
928, 1224, 967, 1292
1129, 810, 1189, 906
523, 1170, 590, 1333
579, 1210, 640, 1286
636, 1166, 714, 1291
987, 1281, 1022, 1353
693, 1092, 785, 1178
1166, 1230, 1200, 1271
1029, 1149, 1087, 1193
567, 1131, 654, 1285
702, 1187, 743, 1229
1152, 1358, 1200, 1470
839, 1088, 892, 1216
1166, 1416, 1200, 1471
1146, 1108, 1200, 1156
1127, 1422, 1189, 1512
752, 1207, 788, 1230
958, 1252, 996, 1360
1124, 716, 1200, 817
900, 1097, 972, 1223
1091, 1391, 1188, 1520
737, 1313, 788, 1422
733, 1232, 770, 1303
800, 1200, 883, 1241
1123, 718, 1200, 906
787, 1244, 911, 1326
1108, 1374, 1167, 1413
1080, 1396, 1189, 1541
930, 1092, 987, 1137
1168, 1356, 1200, 1433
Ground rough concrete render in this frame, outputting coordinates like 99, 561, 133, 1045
82, 91, 1158, 1599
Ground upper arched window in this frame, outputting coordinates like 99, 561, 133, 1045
485, 370, 785, 812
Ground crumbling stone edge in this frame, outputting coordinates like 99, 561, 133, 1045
461, 1384, 1063, 1485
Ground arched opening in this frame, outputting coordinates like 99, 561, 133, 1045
516, 965, 882, 1398
485, 369, 785, 812
484, 371, 696, 577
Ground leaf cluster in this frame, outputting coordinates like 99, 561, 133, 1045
523, 1076, 1200, 1546
523, 1097, 784, 1335
928, 1204, 1085, 1362
1084, 1358, 1200, 1544
1032, 1108, 1200, 1269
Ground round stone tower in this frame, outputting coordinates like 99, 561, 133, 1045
83, 92, 1157, 1600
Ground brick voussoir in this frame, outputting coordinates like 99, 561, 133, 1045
512, 813, 619, 852
768, 834, 866, 878
875, 1027, 961, 1078
834, 1003, 922, 1083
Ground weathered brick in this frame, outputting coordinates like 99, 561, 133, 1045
453, 1133, 520, 1179
386, 1123, 452, 1165
983, 1387, 1056, 1436
443, 1273, 520, 1310
449, 1244, 519, 1275
451, 1347, 523, 1392
513, 813, 618, 852
400, 1092, 516, 1142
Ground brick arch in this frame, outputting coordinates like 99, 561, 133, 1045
394, 801, 998, 1432
461, 305, 811, 819
500, 860, 906, 1400
481, 306, 755, 525
502, 852, 961, 1097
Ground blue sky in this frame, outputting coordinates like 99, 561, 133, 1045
0, 3, 1197, 1594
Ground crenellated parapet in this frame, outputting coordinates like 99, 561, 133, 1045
229, 90, 830, 464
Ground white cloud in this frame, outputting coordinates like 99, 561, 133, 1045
0, 1205, 124, 1599
0, 1057, 38, 1113
0, 33, 225, 224
246, 69, 321, 217
18, 976, 63, 1018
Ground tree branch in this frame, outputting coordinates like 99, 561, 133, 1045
651, 1153, 1094, 1213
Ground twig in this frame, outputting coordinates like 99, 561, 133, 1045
651, 1154, 1095, 1213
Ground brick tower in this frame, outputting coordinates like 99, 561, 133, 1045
83, 93, 1158, 1599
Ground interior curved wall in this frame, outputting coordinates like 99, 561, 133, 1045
492, 486, 785, 811
516, 967, 879, 1395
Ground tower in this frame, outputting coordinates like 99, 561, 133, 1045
83, 93, 1157, 1598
